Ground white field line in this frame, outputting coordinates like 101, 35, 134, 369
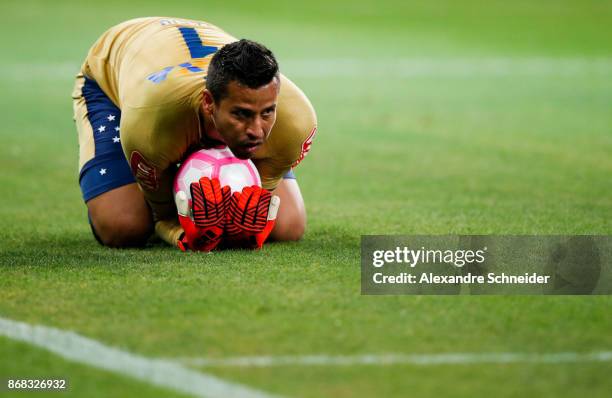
1, 57, 611, 80
173, 351, 612, 368
0, 317, 280, 398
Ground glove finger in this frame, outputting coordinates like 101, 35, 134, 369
259, 188, 273, 216
239, 186, 253, 205
239, 188, 258, 227
267, 195, 280, 221
228, 191, 242, 220
229, 189, 254, 231
245, 186, 262, 226
201, 177, 223, 205
200, 177, 222, 222
191, 181, 206, 220
232, 188, 252, 220
237, 186, 256, 215
226, 191, 243, 236
252, 188, 271, 230
211, 178, 224, 204
175, 191, 190, 217
221, 185, 231, 212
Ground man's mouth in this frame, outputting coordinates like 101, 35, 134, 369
242, 142, 262, 153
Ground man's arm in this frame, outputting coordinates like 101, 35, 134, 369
155, 219, 184, 247
254, 75, 317, 190
119, 103, 200, 222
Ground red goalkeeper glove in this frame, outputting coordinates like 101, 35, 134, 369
225, 185, 280, 249
175, 177, 230, 252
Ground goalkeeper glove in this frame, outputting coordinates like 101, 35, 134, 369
176, 177, 230, 252
225, 185, 280, 249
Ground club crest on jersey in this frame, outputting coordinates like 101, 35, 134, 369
292, 126, 317, 168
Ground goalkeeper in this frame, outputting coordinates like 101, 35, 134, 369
72, 17, 317, 250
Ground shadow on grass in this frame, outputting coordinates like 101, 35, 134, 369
0, 225, 359, 269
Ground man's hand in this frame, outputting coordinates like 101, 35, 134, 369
176, 177, 230, 252
225, 185, 280, 249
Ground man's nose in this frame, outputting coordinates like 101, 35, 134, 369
246, 117, 265, 140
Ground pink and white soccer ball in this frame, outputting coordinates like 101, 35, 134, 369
173, 147, 261, 203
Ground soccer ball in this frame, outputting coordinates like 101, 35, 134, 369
173, 147, 261, 204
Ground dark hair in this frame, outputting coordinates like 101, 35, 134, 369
206, 39, 279, 102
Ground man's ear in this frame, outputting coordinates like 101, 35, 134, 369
202, 90, 215, 115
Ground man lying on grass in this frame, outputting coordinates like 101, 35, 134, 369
73, 17, 317, 251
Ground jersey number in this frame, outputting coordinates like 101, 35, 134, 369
147, 27, 218, 84
178, 27, 217, 58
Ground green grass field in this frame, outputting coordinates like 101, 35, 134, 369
1, 0, 611, 396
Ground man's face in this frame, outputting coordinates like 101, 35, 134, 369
204, 78, 280, 159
